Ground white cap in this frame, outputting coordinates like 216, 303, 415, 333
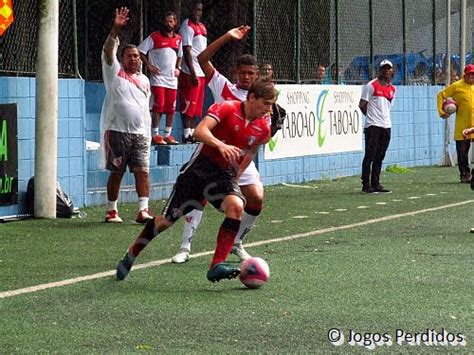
379, 60, 393, 68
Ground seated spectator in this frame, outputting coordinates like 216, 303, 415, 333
314, 64, 327, 84
409, 62, 431, 86
260, 62, 274, 81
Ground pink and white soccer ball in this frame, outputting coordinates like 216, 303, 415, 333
443, 97, 457, 115
239, 257, 270, 289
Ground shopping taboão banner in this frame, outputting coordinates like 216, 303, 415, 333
266, 85, 363, 159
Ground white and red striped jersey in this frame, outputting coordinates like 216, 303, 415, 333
179, 18, 207, 77
138, 31, 183, 89
207, 70, 247, 103
361, 78, 396, 128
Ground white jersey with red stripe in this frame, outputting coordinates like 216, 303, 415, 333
101, 38, 151, 136
361, 78, 396, 128
207, 70, 247, 103
179, 18, 207, 77
205, 70, 265, 186
138, 31, 183, 89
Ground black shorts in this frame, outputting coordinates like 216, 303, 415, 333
162, 155, 245, 222
104, 130, 150, 173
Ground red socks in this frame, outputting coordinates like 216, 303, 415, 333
210, 217, 241, 267
130, 219, 157, 257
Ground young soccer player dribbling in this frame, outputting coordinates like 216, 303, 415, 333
171, 25, 286, 264
116, 79, 277, 282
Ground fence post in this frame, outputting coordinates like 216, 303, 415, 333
252, 0, 257, 56
71, 0, 81, 78
402, 0, 407, 84
444, 0, 454, 167
35, 0, 59, 218
369, 0, 374, 76
335, 0, 339, 84
296, 0, 301, 83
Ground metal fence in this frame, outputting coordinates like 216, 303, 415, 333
0, 0, 473, 85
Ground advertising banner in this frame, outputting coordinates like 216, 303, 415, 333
265, 85, 363, 159
0, 104, 18, 205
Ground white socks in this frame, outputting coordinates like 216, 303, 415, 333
138, 197, 149, 211
152, 127, 159, 136
164, 126, 172, 137
234, 211, 258, 245
107, 200, 118, 211
183, 128, 192, 138
180, 209, 204, 251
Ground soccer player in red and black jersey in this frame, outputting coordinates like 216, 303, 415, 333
116, 79, 276, 283
171, 25, 286, 265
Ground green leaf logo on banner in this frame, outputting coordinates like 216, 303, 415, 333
268, 136, 278, 152
316, 90, 329, 147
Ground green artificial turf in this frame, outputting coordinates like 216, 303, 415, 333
0, 166, 472, 353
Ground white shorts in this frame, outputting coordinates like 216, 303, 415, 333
238, 161, 262, 187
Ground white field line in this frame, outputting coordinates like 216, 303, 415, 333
1, 199, 473, 300
281, 183, 318, 189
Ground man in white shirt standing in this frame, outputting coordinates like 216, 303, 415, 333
100, 7, 153, 223
178, 1, 207, 143
139, 11, 183, 145
358, 59, 396, 194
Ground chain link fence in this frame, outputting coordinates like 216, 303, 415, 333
1, 0, 473, 85
0, 0, 74, 76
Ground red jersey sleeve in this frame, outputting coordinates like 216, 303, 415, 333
206, 101, 234, 123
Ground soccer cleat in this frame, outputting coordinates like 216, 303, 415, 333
152, 134, 167, 145
182, 136, 192, 144
373, 185, 391, 193
116, 251, 135, 280
361, 186, 376, 194
471, 172, 474, 190
461, 172, 472, 183
470, 227, 474, 233
171, 248, 190, 264
164, 135, 179, 145
135, 208, 153, 224
231, 243, 251, 261
105, 210, 123, 223
206, 262, 240, 283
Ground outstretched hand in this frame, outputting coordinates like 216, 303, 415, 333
228, 25, 251, 41
114, 7, 130, 29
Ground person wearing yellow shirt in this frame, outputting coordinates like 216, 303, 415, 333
437, 64, 474, 183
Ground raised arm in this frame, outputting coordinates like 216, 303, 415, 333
198, 25, 251, 80
103, 7, 129, 66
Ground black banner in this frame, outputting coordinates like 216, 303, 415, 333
0, 104, 18, 205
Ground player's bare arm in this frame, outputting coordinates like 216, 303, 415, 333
175, 56, 183, 77
358, 99, 368, 116
195, 116, 242, 163
183, 46, 198, 85
236, 146, 258, 180
103, 7, 129, 66
198, 25, 251, 80
139, 53, 160, 75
